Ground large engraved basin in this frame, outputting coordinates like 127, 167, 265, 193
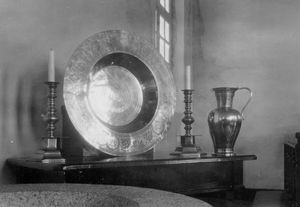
63, 30, 176, 156
0, 184, 212, 207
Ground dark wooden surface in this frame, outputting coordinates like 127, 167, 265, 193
7, 154, 256, 195
284, 133, 300, 207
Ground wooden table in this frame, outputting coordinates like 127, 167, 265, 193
6, 154, 256, 196
284, 133, 300, 207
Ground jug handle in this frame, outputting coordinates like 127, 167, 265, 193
238, 87, 253, 119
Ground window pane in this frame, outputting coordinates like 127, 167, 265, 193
155, 10, 158, 32
165, 0, 170, 13
159, 38, 164, 57
159, 16, 165, 38
155, 11, 158, 48
160, 0, 165, 8
165, 21, 170, 42
156, 0, 172, 63
165, 43, 170, 62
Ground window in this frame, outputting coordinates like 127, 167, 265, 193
155, 0, 173, 63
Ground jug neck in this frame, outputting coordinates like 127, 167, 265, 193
213, 87, 238, 108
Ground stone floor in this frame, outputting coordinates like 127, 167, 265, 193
252, 191, 288, 207
201, 197, 252, 207
194, 190, 288, 207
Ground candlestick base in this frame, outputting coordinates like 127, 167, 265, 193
170, 150, 206, 158
39, 137, 66, 163
42, 156, 66, 164
30, 149, 65, 164
171, 135, 206, 158
170, 145, 207, 158
40, 150, 65, 164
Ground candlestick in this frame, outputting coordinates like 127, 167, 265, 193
48, 49, 55, 82
184, 65, 192, 90
41, 81, 65, 163
170, 89, 206, 157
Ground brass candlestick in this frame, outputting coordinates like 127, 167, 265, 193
181, 90, 196, 150
41, 81, 65, 163
171, 90, 205, 157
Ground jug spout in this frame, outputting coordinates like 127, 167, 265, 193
212, 87, 238, 109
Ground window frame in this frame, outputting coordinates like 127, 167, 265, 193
155, 0, 174, 66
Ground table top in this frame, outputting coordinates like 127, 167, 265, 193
7, 153, 257, 171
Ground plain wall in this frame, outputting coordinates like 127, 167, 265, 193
191, 0, 300, 189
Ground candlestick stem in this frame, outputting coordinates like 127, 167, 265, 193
47, 82, 58, 138
181, 90, 195, 147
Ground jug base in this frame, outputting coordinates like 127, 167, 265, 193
214, 148, 235, 157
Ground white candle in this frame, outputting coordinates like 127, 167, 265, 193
184, 65, 192, 89
48, 49, 55, 82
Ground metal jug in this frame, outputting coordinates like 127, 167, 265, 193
208, 87, 252, 156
